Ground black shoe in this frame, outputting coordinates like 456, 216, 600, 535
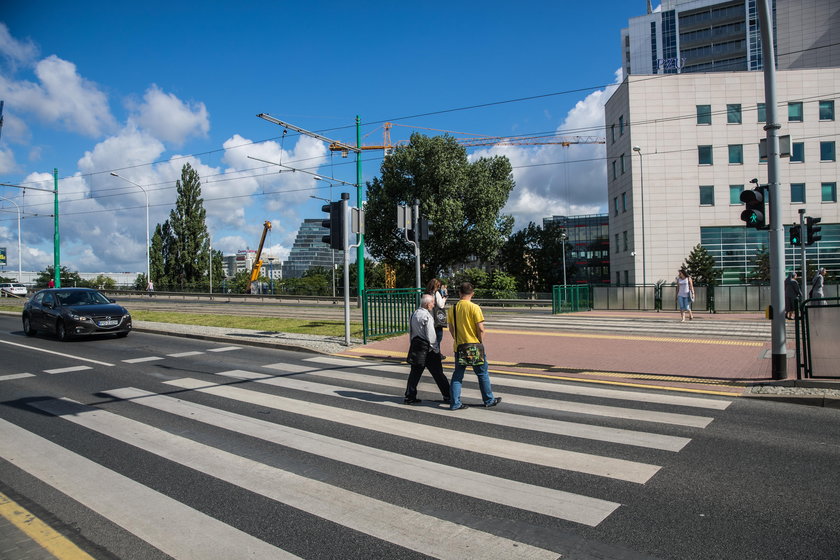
403, 397, 422, 405
450, 403, 469, 411
484, 397, 502, 408
442, 398, 451, 404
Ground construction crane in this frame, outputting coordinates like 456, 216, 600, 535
328, 122, 604, 155
248, 220, 272, 294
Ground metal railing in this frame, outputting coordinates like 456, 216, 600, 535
551, 285, 591, 314
796, 296, 840, 379
362, 288, 422, 344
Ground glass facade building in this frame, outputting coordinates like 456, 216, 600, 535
543, 214, 610, 285
282, 219, 338, 279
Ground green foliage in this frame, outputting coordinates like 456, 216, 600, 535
364, 133, 515, 283
133, 274, 148, 290
498, 221, 567, 293
451, 267, 489, 291
35, 266, 83, 288
486, 270, 517, 299
682, 244, 721, 286
82, 274, 116, 290
0, 275, 15, 283
748, 245, 770, 284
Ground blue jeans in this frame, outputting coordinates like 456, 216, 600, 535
678, 295, 692, 311
450, 352, 494, 408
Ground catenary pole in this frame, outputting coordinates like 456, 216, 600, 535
53, 168, 61, 288
356, 115, 364, 306
758, 0, 786, 379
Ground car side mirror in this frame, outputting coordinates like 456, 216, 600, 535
108, 298, 116, 303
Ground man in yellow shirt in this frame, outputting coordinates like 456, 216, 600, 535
446, 282, 501, 410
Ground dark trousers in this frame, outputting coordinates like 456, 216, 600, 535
405, 352, 451, 400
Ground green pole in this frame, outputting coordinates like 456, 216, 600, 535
356, 115, 364, 303
53, 168, 61, 288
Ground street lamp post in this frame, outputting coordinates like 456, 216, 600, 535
110, 173, 151, 287
310, 193, 337, 298
560, 231, 567, 287
632, 146, 647, 309
0, 196, 22, 282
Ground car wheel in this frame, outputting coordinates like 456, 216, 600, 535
56, 320, 72, 341
22, 315, 37, 336
115, 331, 129, 338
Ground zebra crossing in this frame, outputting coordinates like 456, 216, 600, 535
0, 353, 733, 559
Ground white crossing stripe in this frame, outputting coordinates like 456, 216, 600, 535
207, 346, 241, 353
28, 398, 561, 560
297, 367, 715, 428
0, 339, 114, 366
187, 372, 661, 483
307, 356, 732, 410
105, 385, 619, 527
260, 363, 690, 452
122, 356, 163, 364
0, 418, 300, 560
263, 362, 316, 373
0, 373, 35, 382
167, 351, 205, 358
44, 366, 92, 374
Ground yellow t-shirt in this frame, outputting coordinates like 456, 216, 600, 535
447, 300, 485, 352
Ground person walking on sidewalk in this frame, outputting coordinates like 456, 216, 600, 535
785, 271, 802, 319
675, 268, 695, 322
404, 294, 451, 405
810, 267, 826, 306
446, 282, 501, 410
425, 278, 448, 358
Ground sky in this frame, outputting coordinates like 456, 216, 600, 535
0, 1, 642, 275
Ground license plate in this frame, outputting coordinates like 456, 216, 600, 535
98, 320, 119, 327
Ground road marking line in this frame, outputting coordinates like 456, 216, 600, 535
307, 357, 731, 410
30, 398, 560, 560
166, 351, 204, 357
0, 490, 96, 560
207, 346, 241, 352
105, 385, 619, 526
263, 362, 315, 373
44, 366, 92, 374
0, 373, 35, 381
301, 361, 714, 428
121, 356, 163, 364
0, 417, 300, 560
0, 339, 114, 366
199, 371, 662, 483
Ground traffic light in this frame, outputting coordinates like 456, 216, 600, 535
789, 225, 802, 247
739, 187, 766, 229
321, 199, 345, 250
407, 217, 431, 242
806, 216, 822, 245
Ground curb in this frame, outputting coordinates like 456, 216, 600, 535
131, 327, 338, 355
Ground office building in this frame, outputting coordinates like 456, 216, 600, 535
282, 219, 339, 279
543, 214, 611, 284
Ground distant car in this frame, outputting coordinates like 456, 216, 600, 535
22, 288, 132, 341
0, 283, 27, 297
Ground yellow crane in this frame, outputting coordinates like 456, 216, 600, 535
248, 220, 272, 293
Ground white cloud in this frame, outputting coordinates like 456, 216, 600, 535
0, 147, 17, 174
471, 71, 622, 230
129, 85, 210, 146
0, 54, 116, 137
0, 23, 38, 68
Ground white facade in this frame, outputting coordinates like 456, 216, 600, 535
605, 68, 840, 285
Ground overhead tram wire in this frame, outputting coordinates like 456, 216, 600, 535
7, 40, 839, 193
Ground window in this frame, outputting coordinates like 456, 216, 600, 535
621, 192, 627, 212
612, 160, 617, 180
729, 185, 744, 204
757, 103, 766, 123
611, 124, 616, 143
623, 270, 629, 286
822, 182, 837, 203
622, 231, 628, 252
696, 104, 712, 125
788, 102, 803, 122
819, 100, 835, 121
614, 197, 619, 216
790, 183, 806, 203
727, 104, 742, 124
616, 271, 621, 285
620, 153, 626, 174
614, 233, 619, 253
820, 141, 836, 161
728, 144, 743, 164
699, 185, 715, 206
698, 145, 713, 165
790, 142, 804, 163
619, 115, 625, 135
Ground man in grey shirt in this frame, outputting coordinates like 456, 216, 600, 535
404, 294, 451, 405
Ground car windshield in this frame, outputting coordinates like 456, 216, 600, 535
55, 291, 111, 306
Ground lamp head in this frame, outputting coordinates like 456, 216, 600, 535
632, 146, 641, 152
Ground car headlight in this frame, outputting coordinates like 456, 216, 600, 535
70, 314, 91, 321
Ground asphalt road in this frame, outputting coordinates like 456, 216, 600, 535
0, 315, 838, 560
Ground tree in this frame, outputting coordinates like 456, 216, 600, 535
365, 133, 515, 284
35, 266, 83, 288
498, 221, 567, 293
748, 245, 770, 284
682, 244, 720, 286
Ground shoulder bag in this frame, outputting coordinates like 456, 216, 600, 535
452, 302, 485, 366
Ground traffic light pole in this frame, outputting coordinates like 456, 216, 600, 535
798, 209, 807, 289
412, 200, 421, 291
758, 0, 786, 379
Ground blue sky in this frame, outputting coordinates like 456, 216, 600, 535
1, 1, 640, 274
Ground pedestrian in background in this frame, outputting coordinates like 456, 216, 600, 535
146, 280, 155, 297
810, 267, 826, 306
425, 278, 448, 358
675, 268, 695, 322
404, 294, 451, 405
47, 278, 55, 288
446, 282, 501, 410
785, 271, 801, 319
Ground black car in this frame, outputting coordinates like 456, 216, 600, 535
22, 288, 132, 341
